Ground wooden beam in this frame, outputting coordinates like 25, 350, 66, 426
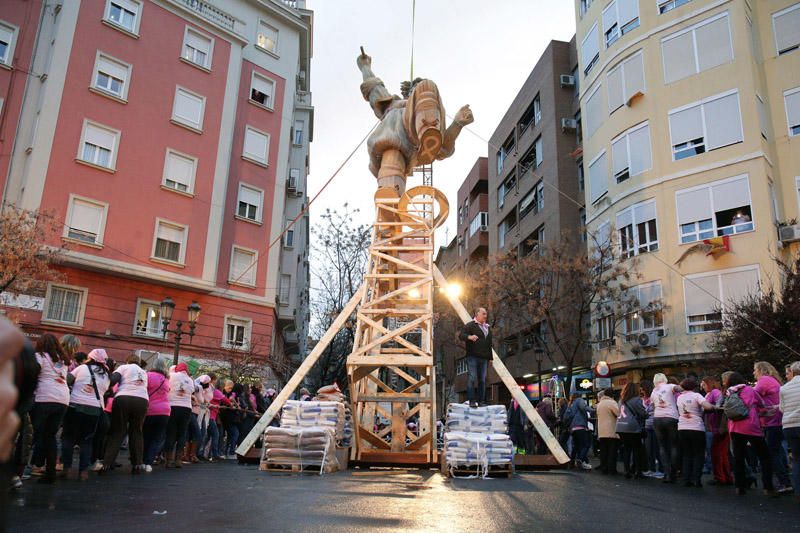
348, 354, 433, 367
359, 395, 431, 403
357, 428, 392, 450
433, 265, 570, 465
406, 431, 432, 451
235, 285, 364, 456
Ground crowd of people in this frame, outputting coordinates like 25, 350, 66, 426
11, 333, 279, 486
546, 362, 800, 499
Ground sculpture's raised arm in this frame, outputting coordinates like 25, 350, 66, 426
440, 105, 474, 159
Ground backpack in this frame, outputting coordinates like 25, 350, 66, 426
723, 388, 750, 421
561, 404, 575, 430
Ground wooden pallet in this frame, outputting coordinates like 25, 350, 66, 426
446, 463, 513, 479
259, 462, 338, 474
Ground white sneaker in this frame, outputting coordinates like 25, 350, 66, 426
144, 465, 153, 473
641, 470, 653, 477
90, 460, 104, 472
580, 461, 593, 470
652, 472, 665, 479
11, 476, 22, 490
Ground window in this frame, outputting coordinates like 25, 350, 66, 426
577, 158, 584, 192
237, 184, 263, 222
662, 13, 733, 84
623, 281, 663, 336
518, 95, 541, 135
469, 212, 488, 236
456, 358, 468, 376
224, 316, 252, 349
588, 151, 608, 204
293, 120, 304, 145
773, 3, 800, 56
580, 208, 587, 242
572, 66, 580, 97
684, 266, 760, 333
243, 126, 269, 165
584, 85, 604, 140
496, 133, 515, 175
676, 174, 754, 244
257, 21, 278, 54
78, 121, 120, 170
668, 90, 742, 161
591, 220, 612, 268
519, 136, 543, 176
785, 87, 800, 136
283, 223, 295, 247
595, 312, 614, 341
498, 211, 517, 249
250, 72, 275, 109
134, 300, 162, 337
0, 23, 17, 66
607, 51, 645, 112
581, 23, 600, 75
92, 53, 130, 100
616, 199, 658, 259
64, 195, 107, 246
152, 219, 187, 264
162, 149, 196, 193
104, 0, 141, 35
288, 168, 300, 190
756, 94, 769, 140
279, 274, 291, 303
520, 180, 544, 219
659, 0, 691, 14
602, 0, 639, 48
520, 225, 544, 256
575, 111, 582, 144
497, 172, 517, 209
611, 122, 651, 183
182, 27, 213, 69
172, 87, 205, 131
230, 246, 257, 286
43, 284, 87, 326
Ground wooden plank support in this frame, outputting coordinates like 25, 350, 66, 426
235, 286, 364, 456
433, 265, 570, 465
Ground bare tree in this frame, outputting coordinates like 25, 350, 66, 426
197, 335, 295, 386
306, 206, 370, 394
482, 230, 638, 394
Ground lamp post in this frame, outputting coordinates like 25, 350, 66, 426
160, 297, 201, 366
534, 338, 544, 402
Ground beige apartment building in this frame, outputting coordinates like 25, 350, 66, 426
575, 0, 800, 385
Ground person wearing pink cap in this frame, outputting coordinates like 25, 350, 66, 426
164, 362, 196, 468
60, 349, 110, 480
101, 354, 149, 474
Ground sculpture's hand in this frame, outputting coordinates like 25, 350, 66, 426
454, 105, 474, 126
357, 48, 372, 70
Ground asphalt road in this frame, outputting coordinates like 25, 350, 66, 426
7, 460, 799, 532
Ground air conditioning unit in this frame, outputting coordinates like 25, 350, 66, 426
287, 175, 298, 192
779, 224, 800, 243
636, 331, 661, 348
290, 189, 303, 198
560, 74, 575, 87
561, 118, 577, 132
457, 236, 463, 244
479, 225, 488, 232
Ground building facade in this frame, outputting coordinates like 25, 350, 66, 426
0, 0, 313, 372
575, 0, 800, 386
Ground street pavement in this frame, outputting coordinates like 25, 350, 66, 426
7, 459, 799, 532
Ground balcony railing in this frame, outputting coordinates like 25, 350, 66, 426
296, 90, 312, 107
281, 0, 307, 9
175, 0, 236, 33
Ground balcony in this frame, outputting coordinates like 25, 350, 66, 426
281, 0, 307, 8
173, 0, 240, 35
296, 90, 312, 108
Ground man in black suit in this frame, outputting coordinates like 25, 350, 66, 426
458, 307, 492, 407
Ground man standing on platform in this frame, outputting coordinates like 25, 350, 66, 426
459, 308, 492, 408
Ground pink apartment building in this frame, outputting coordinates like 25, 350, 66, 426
0, 0, 314, 372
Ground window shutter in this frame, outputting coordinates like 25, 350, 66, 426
117, 0, 140, 12
581, 24, 599, 66
607, 65, 624, 111
616, 207, 633, 229
252, 75, 273, 101
628, 124, 651, 176
185, 30, 210, 55
174, 90, 203, 127
85, 124, 116, 150
167, 152, 194, 188
711, 176, 750, 212
239, 185, 261, 207
676, 187, 712, 225
669, 105, 703, 145
602, 2, 617, 35
589, 152, 608, 203
662, 31, 695, 84
623, 53, 644, 100
704, 93, 742, 150
519, 190, 534, 212
157, 223, 183, 244
684, 275, 720, 317
785, 90, 800, 128
774, 6, 800, 54
695, 15, 732, 73
535, 137, 543, 167
71, 200, 103, 234
617, 0, 638, 27
637, 282, 661, 309
97, 56, 127, 82
0, 25, 14, 48
633, 200, 656, 225
611, 135, 628, 176
231, 249, 255, 283
244, 129, 268, 162
584, 87, 604, 139
721, 268, 759, 307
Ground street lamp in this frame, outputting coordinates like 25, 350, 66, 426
534, 337, 545, 402
160, 297, 201, 366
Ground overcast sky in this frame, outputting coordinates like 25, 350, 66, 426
305, 0, 577, 246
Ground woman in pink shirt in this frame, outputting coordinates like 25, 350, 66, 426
676, 378, 715, 487
724, 372, 776, 496
650, 373, 681, 483
142, 357, 171, 471
701, 376, 733, 485
753, 361, 792, 492
31, 334, 70, 483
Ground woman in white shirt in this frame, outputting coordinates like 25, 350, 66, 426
164, 362, 196, 468
60, 349, 110, 480
101, 354, 149, 474
676, 377, 715, 488
31, 334, 70, 484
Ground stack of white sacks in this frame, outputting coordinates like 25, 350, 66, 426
444, 403, 514, 474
